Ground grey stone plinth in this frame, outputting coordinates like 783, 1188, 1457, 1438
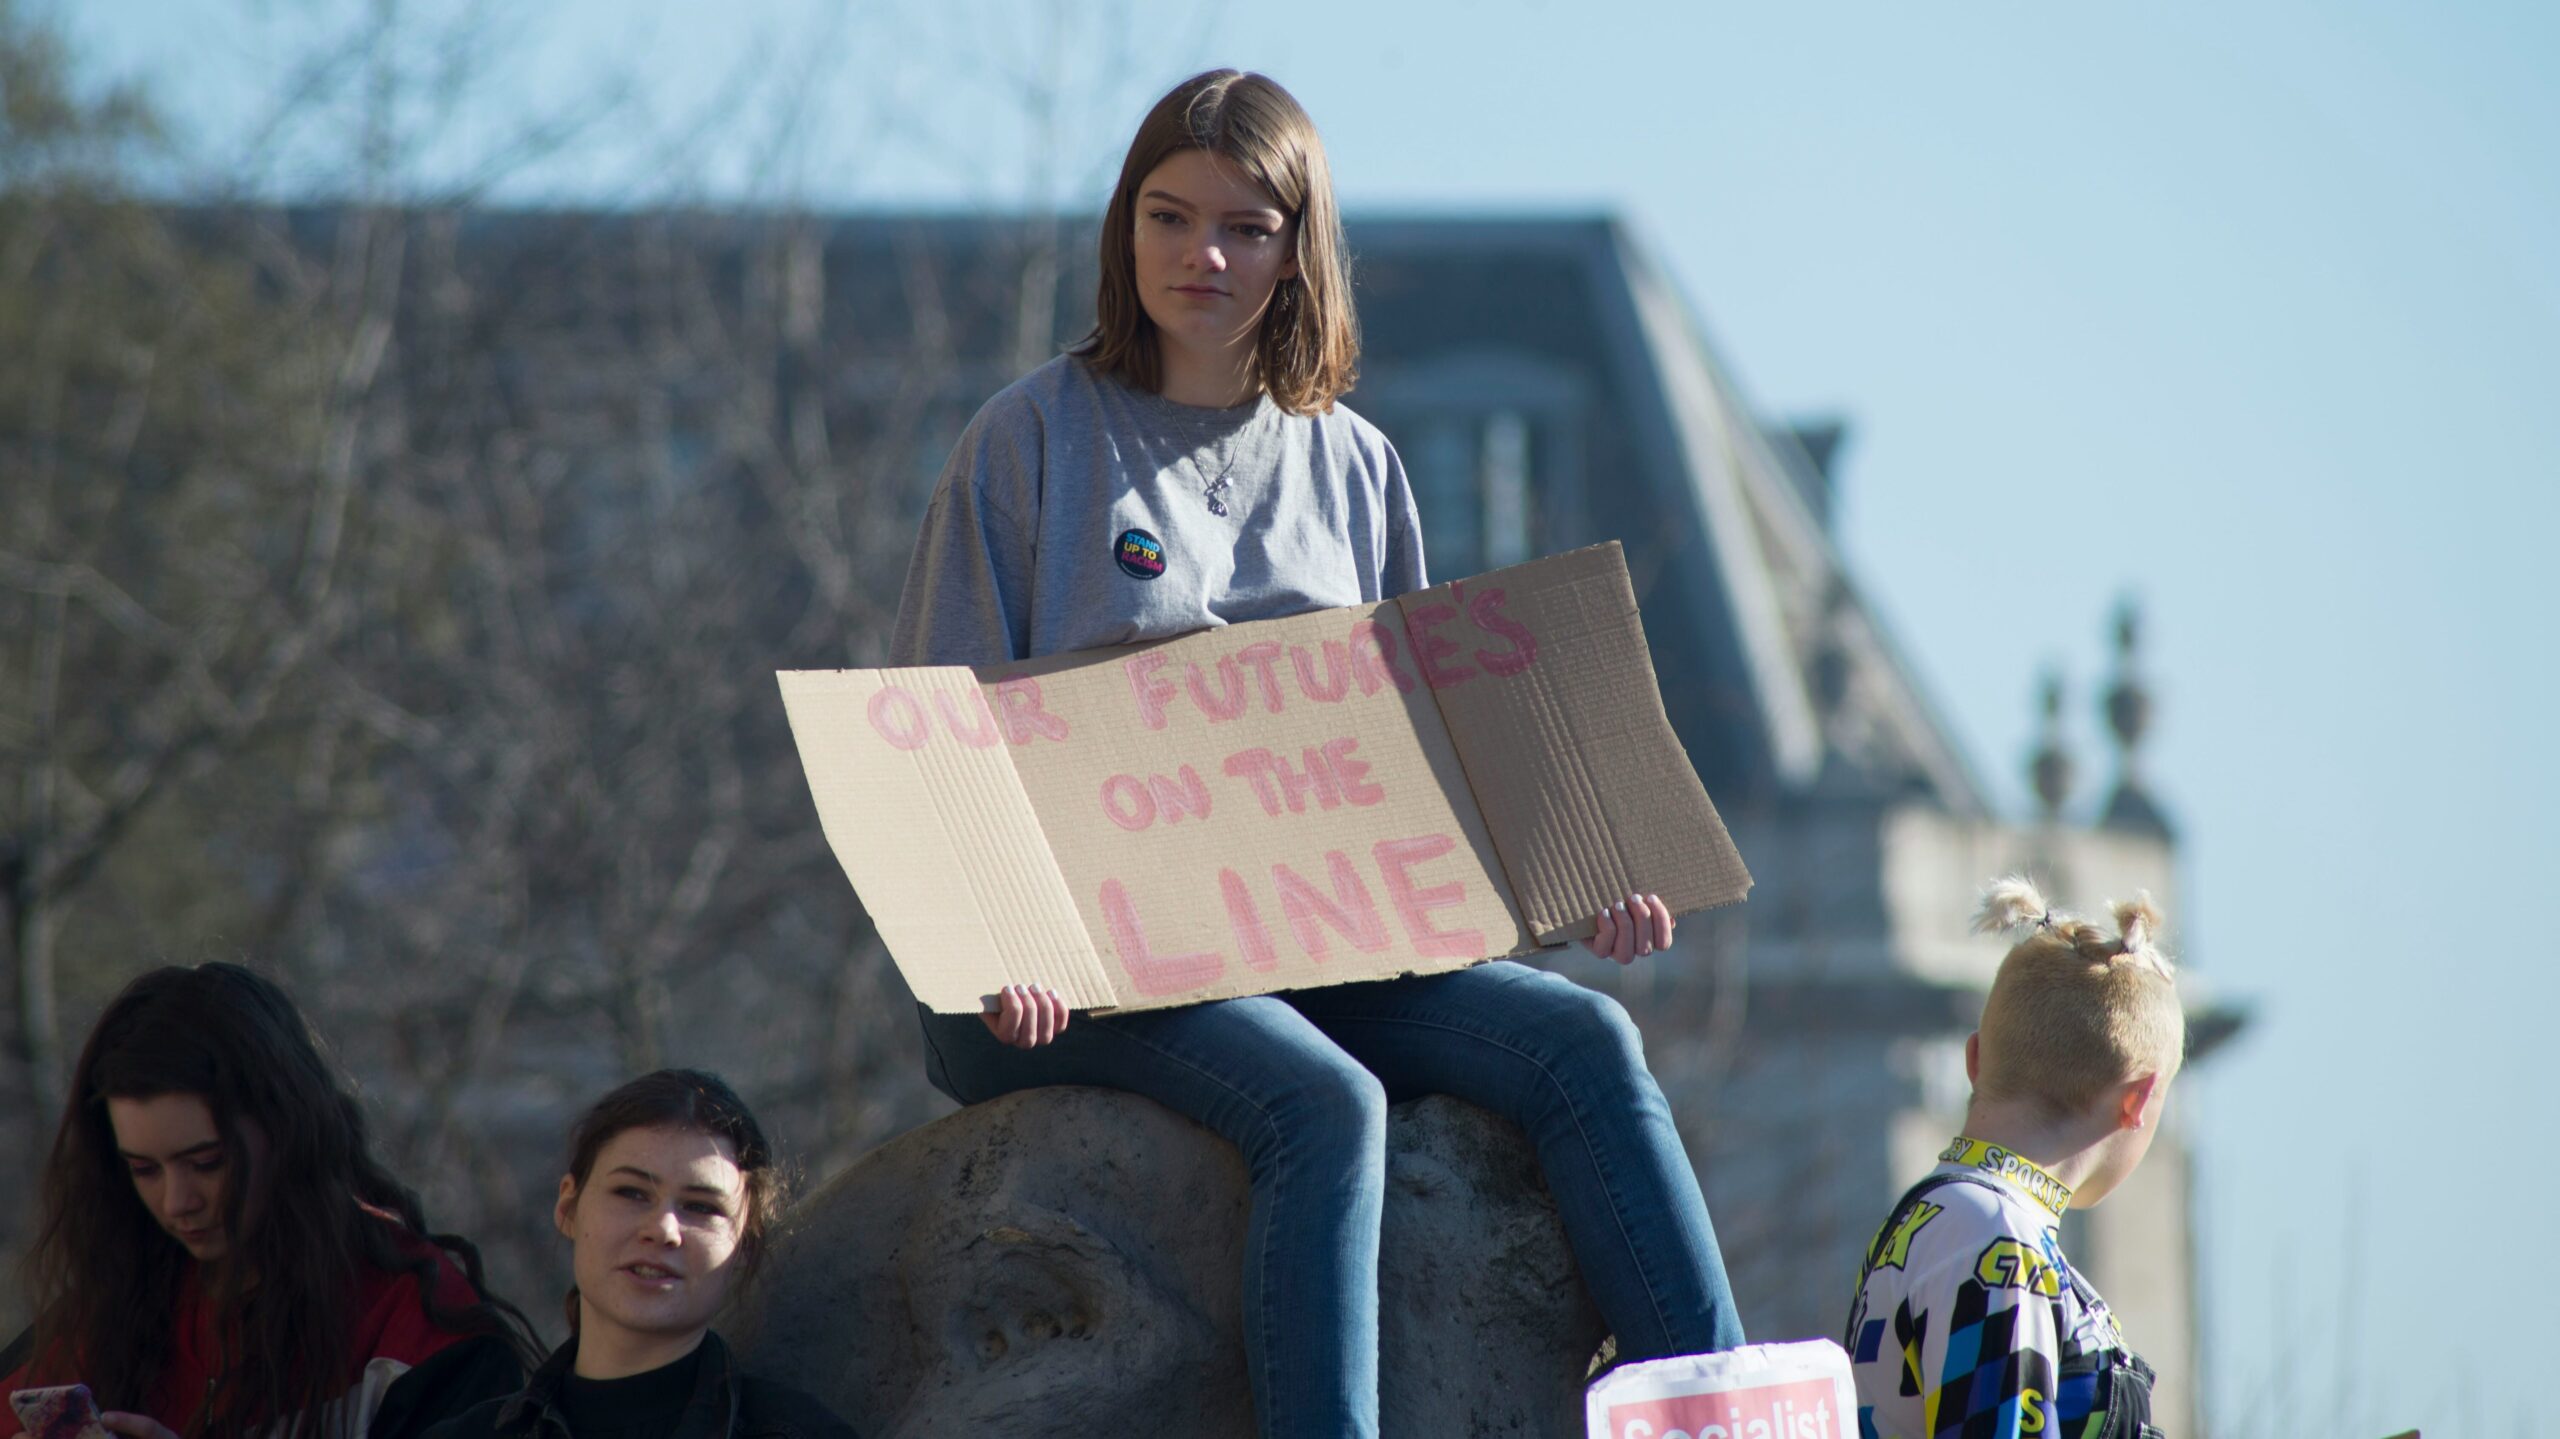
725, 1086, 1604, 1437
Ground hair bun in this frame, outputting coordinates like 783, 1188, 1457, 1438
1973, 875, 2056, 936
2110, 892, 2177, 978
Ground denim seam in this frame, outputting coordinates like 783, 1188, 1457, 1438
1069, 1018, 1311, 1437
918, 1015, 965, 1103
1313, 1004, 1679, 1353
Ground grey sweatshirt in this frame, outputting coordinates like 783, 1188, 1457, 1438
889, 354, 1428, 667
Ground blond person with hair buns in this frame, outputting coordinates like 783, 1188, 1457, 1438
1842, 878, 2180, 1439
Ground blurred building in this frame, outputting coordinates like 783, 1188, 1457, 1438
279, 205, 2242, 1428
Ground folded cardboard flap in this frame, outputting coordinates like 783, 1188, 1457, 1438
773, 668, 1116, 1012
1413, 551, 1749, 942
778, 543, 1750, 1014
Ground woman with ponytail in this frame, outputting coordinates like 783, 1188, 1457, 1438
1, 964, 537, 1439
1841, 878, 2182, 1439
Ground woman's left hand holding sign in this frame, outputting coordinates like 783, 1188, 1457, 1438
1581, 893, 1674, 965
983, 984, 1071, 1048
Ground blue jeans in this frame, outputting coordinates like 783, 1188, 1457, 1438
918, 960, 1745, 1439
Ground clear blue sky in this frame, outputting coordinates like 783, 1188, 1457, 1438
52, 2, 2560, 1432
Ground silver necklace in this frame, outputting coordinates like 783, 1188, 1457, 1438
1180, 407, 1259, 518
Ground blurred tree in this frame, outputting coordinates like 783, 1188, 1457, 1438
0, 0, 1012, 1327
0, 0, 364, 1196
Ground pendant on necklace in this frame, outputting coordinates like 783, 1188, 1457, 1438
1203, 473, 1233, 517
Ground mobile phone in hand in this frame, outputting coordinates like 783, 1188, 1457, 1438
10, 1384, 112, 1439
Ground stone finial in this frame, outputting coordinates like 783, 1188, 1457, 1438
2029, 670, 2072, 821
2105, 601, 2151, 758
2099, 597, 2173, 836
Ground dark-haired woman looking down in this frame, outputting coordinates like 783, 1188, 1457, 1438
0, 963, 537, 1439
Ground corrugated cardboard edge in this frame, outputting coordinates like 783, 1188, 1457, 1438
1416, 542, 1752, 945
774, 668, 1117, 1013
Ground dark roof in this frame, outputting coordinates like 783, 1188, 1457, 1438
1350, 215, 1986, 815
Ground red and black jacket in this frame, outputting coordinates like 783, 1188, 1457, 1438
1, 1235, 524, 1439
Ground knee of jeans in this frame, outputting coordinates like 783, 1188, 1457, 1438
1268, 1052, 1388, 1162
1540, 983, 1656, 1097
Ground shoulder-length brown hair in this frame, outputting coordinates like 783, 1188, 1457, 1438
1074, 69, 1358, 415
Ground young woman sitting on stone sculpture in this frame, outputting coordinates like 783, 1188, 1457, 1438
889, 67, 1745, 1438
0, 963, 538, 1439
1842, 877, 2181, 1439
425, 1070, 856, 1439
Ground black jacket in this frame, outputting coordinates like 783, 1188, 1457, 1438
420, 1332, 856, 1439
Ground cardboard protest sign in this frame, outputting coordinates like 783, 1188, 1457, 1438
1585, 1340, 1858, 1439
778, 542, 1750, 1015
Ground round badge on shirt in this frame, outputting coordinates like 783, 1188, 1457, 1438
1114, 528, 1167, 581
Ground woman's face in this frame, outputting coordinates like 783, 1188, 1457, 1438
1130, 147, 1297, 364
108, 1093, 247, 1263
556, 1125, 750, 1353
